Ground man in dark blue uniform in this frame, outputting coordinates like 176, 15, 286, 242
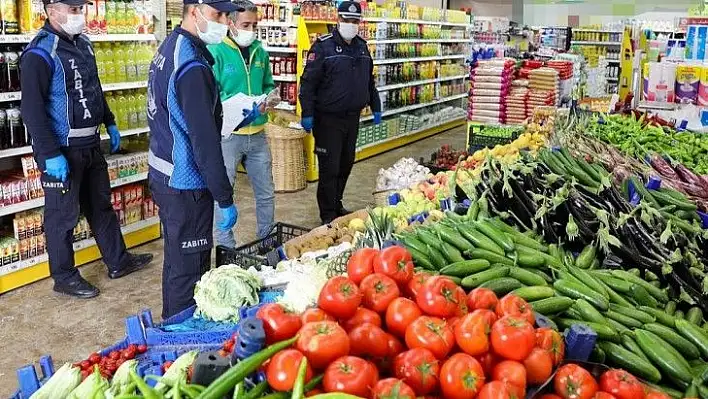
147, 0, 249, 319
299, 1, 381, 225
21, 0, 153, 299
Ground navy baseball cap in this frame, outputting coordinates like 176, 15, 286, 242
184, 0, 240, 13
338, 1, 361, 20
43, 0, 93, 6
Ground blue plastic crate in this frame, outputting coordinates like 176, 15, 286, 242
144, 305, 239, 347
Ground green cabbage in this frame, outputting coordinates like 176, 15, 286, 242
194, 265, 262, 323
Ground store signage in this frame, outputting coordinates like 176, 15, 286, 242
679, 17, 708, 30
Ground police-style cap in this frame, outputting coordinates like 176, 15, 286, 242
42, 0, 93, 6
338, 1, 361, 20
183, 0, 240, 13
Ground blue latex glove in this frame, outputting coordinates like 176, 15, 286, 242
236, 102, 261, 130
45, 154, 69, 182
301, 116, 314, 132
107, 125, 121, 153
218, 204, 239, 231
373, 112, 382, 125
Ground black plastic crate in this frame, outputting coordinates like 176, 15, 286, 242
215, 223, 310, 270
466, 123, 521, 153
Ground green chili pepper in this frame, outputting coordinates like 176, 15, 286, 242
291, 357, 309, 399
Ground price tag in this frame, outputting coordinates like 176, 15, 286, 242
700, 109, 708, 127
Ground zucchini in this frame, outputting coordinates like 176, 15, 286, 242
635, 329, 693, 384
440, 259, 491, 277
556, 319, 619, 342
531, 297, 575, 315
466, 248, 515, 267
407, 246, 436, 270
575, 299, 607, 324
435, 225, 474, 252
604, 309, 643, 329
516, 252, 546, 268
665, 301, 677, 315
460, 267, 510, 288
508, 267, 548, 286
478, 277, 523, 295
638, 306, 678, 328
439, 241, 465, 264
425, 245, 446, 270
630, 284, 659, 308
621, 333, 651, 362
686, 307, 703, 325
675, 319, 708, 359
475, 220, 515, 253
609, 304, 656, 324
553, 279, 609, 310
576, 245, 597, 269
512, 286, 555, 302
611, 269, 669, 303
568, 267, 608, 299
456, 225, 504, 255
598, 342, 662, 383
643, 323, 701, 360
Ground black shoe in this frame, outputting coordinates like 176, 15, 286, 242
337, 207, 352, 217
322, 217, 335, 225
108, 253, 153, 279
53, 278, 99, 299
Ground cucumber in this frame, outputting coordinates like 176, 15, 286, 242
435, 225, 474, 252
568, 267, 608, 299
611, 270, 669, 303
686, 307, 703, 325
399, 235, 429, 255
548, 244, 561, 259
564, 307, 583, 320
556, 319, 619, 342
593, 274, 633, 293
553, 279, 609, 311
621, 334, 651, 362
576, 245, 597, 269
589, 345, 605, 363
630, 284, 659, 308
456, 225, 504, 255
416, 229, 443, 249
675, 319, 708, 359
508, 267, 547, 286
440, 259, 491, 277
638, 306, 678, 328
665, 301, 677, 315
527, 269, 553, 284
575, 299, 607, 324
478, 277, 523, 295
439, 241, 465, 263
407, 246, 436, 270
512, 286, 555, 302
606, 318, 631, 335
598, 342, 662, 383
475, 220, 515, 253
505, 232, 548, 252
604, 309, 643, 329
643, 323, 701, 360
675, 310, 685, 320
531, 297, 574, 315
643, 383, 684, 399
635, 329, 693, 384
516, 252, 546, 268
460, 267, 510, 288
425, 245, 446, 270
609, 304, 656, 324
650, 189, 698, 211
595, 279, 635, 308
445, 276, 462, 285
466, 248, 515, 266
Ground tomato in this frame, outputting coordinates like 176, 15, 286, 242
88, 353, 101, 364
306, 389, 323, 397
467, 288, 498, 311
476, 381, 515, 399
375, 333, 405, 373
386, 298, 422, 338
599, 369, 645, 399
524, 347, 554, 385
536, 327, 565, 366
318, 276, 362, 319
296, 321, 350, 370
405, 316, 455, 360
490, 316, 536, 361
372, 378, 417, 399
454, 286, 469, 316
137, 344, 148, 354
109, 351, 120, 360
496, 294, 535, 325
454, 309, 496, 356
323, 356, 379, 398
342, 307, 382, 332
373, 246, 414, 285
593, 393, 618, 399
554, 364, 599, 399
266, 349, 314, 391
645, 392, 670, 399
349, 323, 390, 358
256, 303, 303, 344
393, 348, 440, 395
492, 360, 527, 392
439, 353, 485, 399
348, 248, 379, 285
539, 395, 564, 399
476, 352, 497, 379
360, 273, 400, 313
301, 308, 334, 324
416, 276, 459, 318
407, 271, 432, 298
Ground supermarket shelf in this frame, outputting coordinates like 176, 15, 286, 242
0, 91, 20, 102
0, 81, 147, 103
361, 93, 467, 121
363, 17, 472, 28
0, 33, 156, 44
273, 74, 297, 82
303, 20, 337, 25
355, 117, 464, 162
258, 21, 296, 27
369, 38, 471, 44
606, 77, 618, 82
377, 74, 468, 91
0, 146, 33, 159
274, 102, 296, 111
100, 126, 150, 140
0, 216, 161, 293
263, 46, 297, 53
571, 40, 621, 46
373, 54, 466, 65
573, 29, 622, 33
0, 172, 148, 217
607, 59, 620, 64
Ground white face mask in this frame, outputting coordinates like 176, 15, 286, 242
338, 22, 359, 41
59, 13, 86, 36
232, 28, 255, 48
197, 8, 228, 45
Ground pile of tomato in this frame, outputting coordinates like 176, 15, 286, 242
251, 246, 571, 399
74, 344, 147, 380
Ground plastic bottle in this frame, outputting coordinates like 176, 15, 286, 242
136, 91, 147, 127
126, 91, 138, 129
116, 91, 129, 130
95, 43, 106, 80
105, 0, 116, 33
104, 43, 116, 83
114, 43, 127, 83
116, 0, 126, 33
125, 43, 137, 81
138, 43, 152, 80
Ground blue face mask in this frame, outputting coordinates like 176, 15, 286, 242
197, 8, 228, 45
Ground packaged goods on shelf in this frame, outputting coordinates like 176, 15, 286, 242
505, 85, 529, 124
105, 152, 148, 181
468, 58, 515, 124
643, 61, 677, 103
0, 105, 27, 150
0, 156, 42, 206
104, 89, 148, 132
675, 64, 701, 104
528, 67, 559, 108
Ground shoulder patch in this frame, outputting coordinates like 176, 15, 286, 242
317, 34, 332, 41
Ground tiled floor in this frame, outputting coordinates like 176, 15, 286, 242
0, 126, 466, 396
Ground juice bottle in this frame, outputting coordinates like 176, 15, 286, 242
116, 91, 129, 130
114, 43, 127, 83
125, 43, 137, 81
136, 91, 147, 127
104, 43, 116, 83
137, 43, 151, 80
105, 92, 117, 129
105, 0, 116, 33
126, 91, 138, 129
94, 43, 105, 80
116, 0, 126, 33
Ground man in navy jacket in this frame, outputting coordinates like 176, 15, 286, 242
21, 0, 152, 298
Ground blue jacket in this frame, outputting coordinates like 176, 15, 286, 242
146, 27, 233, 208
298, 29, 381, 117
20, 22, 115, 161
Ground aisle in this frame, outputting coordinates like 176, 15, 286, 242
0, 125, 467, 395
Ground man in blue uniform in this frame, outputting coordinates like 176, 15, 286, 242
21, 0, 153, 299
299, 1, 381, 225
147, 0, 249, 319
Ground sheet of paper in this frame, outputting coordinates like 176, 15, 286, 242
221, 92, 268, 136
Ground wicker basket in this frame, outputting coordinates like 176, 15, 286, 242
373, 189, 396, 207
265, 121, 307, 193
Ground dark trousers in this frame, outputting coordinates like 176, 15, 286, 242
42, 147, 128, 284
150, 180, 214, 320
313, 111, 360, 222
